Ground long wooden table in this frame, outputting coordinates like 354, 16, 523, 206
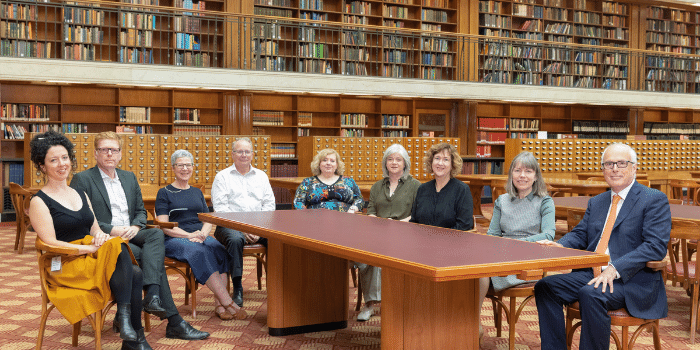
199, 209, 608, 349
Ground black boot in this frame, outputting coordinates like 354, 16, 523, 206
115, 304, 138, 342
121, 328, 152, 350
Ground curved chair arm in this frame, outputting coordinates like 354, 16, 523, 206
35, 236, 81, 256
646, 260, 667, 271
153, 218, 178, 229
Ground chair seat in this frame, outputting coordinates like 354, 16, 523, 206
569, 302, 650, 323
666, 261, 697, 279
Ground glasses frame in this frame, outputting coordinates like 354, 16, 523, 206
173, 163, 195, 169
96, 147, 121, 155
602, 160, 634, 170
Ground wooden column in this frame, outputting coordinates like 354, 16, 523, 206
456, 100, 477, 155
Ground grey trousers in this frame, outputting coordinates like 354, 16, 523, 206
356, 262, 381, 304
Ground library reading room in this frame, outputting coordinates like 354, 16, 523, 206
1, 0, 700, 349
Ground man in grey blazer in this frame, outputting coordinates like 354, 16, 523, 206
70, 131, 208, 341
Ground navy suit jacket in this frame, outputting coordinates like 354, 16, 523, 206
559, 181, 671, 320
70, 166, 148, 234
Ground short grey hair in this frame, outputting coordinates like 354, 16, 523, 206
233, 137, 252, 150
171, 149, 194, 166
602, 143, 638, 165
382, 144, 411, 178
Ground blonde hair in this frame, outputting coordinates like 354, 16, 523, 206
506, 151, 548, 198
94, 131, 123, 149
424, 143, 462, 178
310, 148, 345, 176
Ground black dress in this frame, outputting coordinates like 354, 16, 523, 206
410, 177, 474, 231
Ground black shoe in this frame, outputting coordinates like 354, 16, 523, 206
165, 320, 210, 340
121, 328, 153, 350
232, 288, 243, 308
115, 304, 138, 342
142, 294, 167, 319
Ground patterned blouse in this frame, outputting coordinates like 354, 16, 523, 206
293, 175, 365, 212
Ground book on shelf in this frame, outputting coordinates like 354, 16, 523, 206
173, 108, 200, 124
478, 117, 507, 129
298, 112, 312, 127
172, 125, 220, 135
4, 162, 24, 186
253, 111, 284, 126
271, 143, 296, 159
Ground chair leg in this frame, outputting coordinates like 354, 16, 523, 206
350, 265, 357, 288
621, 325, 630, 350
92, 310, 103, 350
256, 257, 263, 290
13, 223, 21, 251
508, 296, 517, 350
37, 309, 50, 350
17, 227, 27, 254
72, 320, 81, 347
356, 276, 363, 312
144, 311, 151, 332
652, 321, 662, 350
492, 297, 503, 337
691, 281, 699, 344
189, 271, 197, 318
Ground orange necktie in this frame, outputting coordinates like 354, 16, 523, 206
593, 194, 621, 277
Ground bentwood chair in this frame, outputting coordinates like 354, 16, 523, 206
10, 182, 35, 254
669, 179, 700, 205
665, 219, 700, 343
486, 280, 538, 350
566, 260, 667, 350
36, 233, 118, 350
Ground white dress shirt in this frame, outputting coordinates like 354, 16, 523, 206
99, 167, 131, 226
211, 164, 276, 213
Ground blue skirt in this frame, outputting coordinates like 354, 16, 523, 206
164, 236, 230, 285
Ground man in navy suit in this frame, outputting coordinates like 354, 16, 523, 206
71, 131, 209, 341
534, 143, 671, 350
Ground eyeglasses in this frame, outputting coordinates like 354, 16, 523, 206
234, 150, 252, 156
174, 163, 194, 169
602, 160, 634, 169
97, 147, 121, 154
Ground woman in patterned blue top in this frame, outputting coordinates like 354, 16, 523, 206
155, 149, 246, 321
293, 148, 364, 213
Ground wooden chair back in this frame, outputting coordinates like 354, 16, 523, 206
668, 198, 683, 205
666, 219, 700, 344
668, 179, 700, 205
566, 208, 586, 232
491, 178, 508, 200
10, 182, 35, 253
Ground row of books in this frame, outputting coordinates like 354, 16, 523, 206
340, 128, 364, 137
116, 125, 154, 134
475, 145, 493, 158
1, 3, 37, 21
463, 160, 503, 175
1, 21, 32, 40
572, 120, 629, 133
1, 103, 49, 121
270, 163, 297, 204
253, 111, 284, 126
298, 112, 312, 127
478, 117, 507, 130
477, 131, 507, 144
63, 123, 89, 133
382, 114, 409, 128
383, 130, 409, 137
172, 125, 221, 135
341, 113, 367, 127
644, 122, 700, 135
120, 107, 151, 123
271, 144, 296, 159
2, 123, 25, 139
510, 118, 539, 130
63, 7, 105, 25
173, 108, 200, 124
3, 162, 23, 186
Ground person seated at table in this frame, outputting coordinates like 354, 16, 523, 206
410, 142, 473, 230
356, 144, 421, 322
476, 151, 555, 342
155, 149, 246, 320
293, 148, 364, 213
534, 143, 670, 350
28, 131, 150, 349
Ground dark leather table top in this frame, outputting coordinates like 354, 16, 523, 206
200, 209, 607, 281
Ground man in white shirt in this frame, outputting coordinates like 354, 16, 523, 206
212, 137, 275, 306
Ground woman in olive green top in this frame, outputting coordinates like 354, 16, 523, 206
358, 144, 421, 322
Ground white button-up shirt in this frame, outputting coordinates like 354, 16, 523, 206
211, 164, 275, 213
99, 168, 131, 226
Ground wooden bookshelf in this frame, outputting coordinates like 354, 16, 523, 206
0, 0, 61, 58
250, 0, 459, 79
477, 0, 630, 89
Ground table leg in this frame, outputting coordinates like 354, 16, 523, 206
267, 240, 349, 336
381, 268, 479, 350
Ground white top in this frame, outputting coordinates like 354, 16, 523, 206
99, 167, 130, 226
211, 164, 276, 213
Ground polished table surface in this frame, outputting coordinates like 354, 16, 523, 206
200, 209, 608, 349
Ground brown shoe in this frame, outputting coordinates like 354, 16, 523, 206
215, 306, 233, 320
226, 302, 247, 320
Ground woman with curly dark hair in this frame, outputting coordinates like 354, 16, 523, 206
28, 131, 150, 350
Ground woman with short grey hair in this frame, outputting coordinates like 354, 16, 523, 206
358, 144, 421, 322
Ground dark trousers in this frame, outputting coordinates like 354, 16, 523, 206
214, 226, 245, 279
535, 269, 626, 350
110, 244, 144, 328
128, 227, 179, 319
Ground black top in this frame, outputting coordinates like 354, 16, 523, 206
35, 190, 94, 242
155, 184, 209, 233
410, 177, 474, 231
